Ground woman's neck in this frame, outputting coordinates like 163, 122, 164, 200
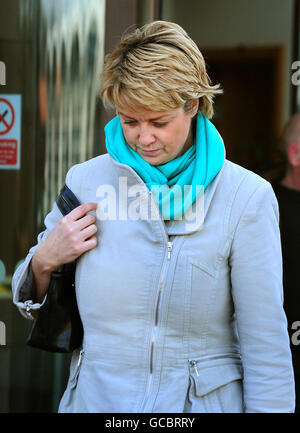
178, 117, 197, 157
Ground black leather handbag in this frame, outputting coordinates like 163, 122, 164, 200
27, 184, 84, 353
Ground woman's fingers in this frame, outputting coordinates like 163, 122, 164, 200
75, 212, 97, 231
81, 235, 98, 253
50, 202, 99, 263
70, 203, 98, 242
68, 202, 98, 222
34, 202, 99, 272
80, 222, 98, 241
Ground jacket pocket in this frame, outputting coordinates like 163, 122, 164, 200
187, 355, 244, 413
188, 256, 217, 279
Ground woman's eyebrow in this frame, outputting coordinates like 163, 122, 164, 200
118, 111, 172, 121
118, 112, 136, 119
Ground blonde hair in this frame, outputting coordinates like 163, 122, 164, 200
100, 21, 222, 119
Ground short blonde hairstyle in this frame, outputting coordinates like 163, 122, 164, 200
100, 21, 222, 119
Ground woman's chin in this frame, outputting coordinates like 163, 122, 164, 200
139, 153, 171, 166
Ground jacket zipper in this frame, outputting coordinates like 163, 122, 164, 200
189, 353, 241, 377
69, 348, 84, 389
141, 240, 173, 411
77, 348, 84, 368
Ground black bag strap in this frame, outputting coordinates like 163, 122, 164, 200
56, 184, 81, 216
55, 184, 81, 273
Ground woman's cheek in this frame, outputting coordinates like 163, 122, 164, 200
123, 129, 136, 148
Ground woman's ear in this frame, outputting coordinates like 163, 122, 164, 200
190, 99, 199, 117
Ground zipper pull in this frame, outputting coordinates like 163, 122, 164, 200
24, 300, 33, 318
77, 349, 84, 367
167, 241, 173, 260
190, 360, 199, 377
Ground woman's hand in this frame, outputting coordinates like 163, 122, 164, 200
32, 202, 98, 302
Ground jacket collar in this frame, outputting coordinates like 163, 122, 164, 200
108, 153, 226, 235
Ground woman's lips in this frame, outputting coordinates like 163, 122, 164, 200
141, 149, 160, 156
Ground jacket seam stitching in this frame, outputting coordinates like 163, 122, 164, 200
229, 181, 268, 243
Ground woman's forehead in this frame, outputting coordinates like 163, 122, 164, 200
116, 101, 180, 120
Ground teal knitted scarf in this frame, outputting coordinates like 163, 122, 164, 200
105, 113, 224, 220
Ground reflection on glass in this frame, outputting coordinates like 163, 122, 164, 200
38, 0, 106, 223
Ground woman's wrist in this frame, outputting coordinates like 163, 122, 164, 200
31, 251, 55, 303
32, 245, 59, 275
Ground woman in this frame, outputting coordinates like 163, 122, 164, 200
12, 21, 295, 413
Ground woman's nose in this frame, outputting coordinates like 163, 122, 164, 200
138, 125, 155, 146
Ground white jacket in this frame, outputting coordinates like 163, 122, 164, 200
12, 153, 295, 413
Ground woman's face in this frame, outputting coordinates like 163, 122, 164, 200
118, 102, 198, 165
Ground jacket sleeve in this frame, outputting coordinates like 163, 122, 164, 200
11, 164, 78, 319
229, 180, 295, 413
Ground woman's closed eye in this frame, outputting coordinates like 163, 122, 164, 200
153, 122, 167, 127
123, 120, 137, 125
123, 120, 168, 128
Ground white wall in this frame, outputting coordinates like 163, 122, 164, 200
162, 0, 294, 125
